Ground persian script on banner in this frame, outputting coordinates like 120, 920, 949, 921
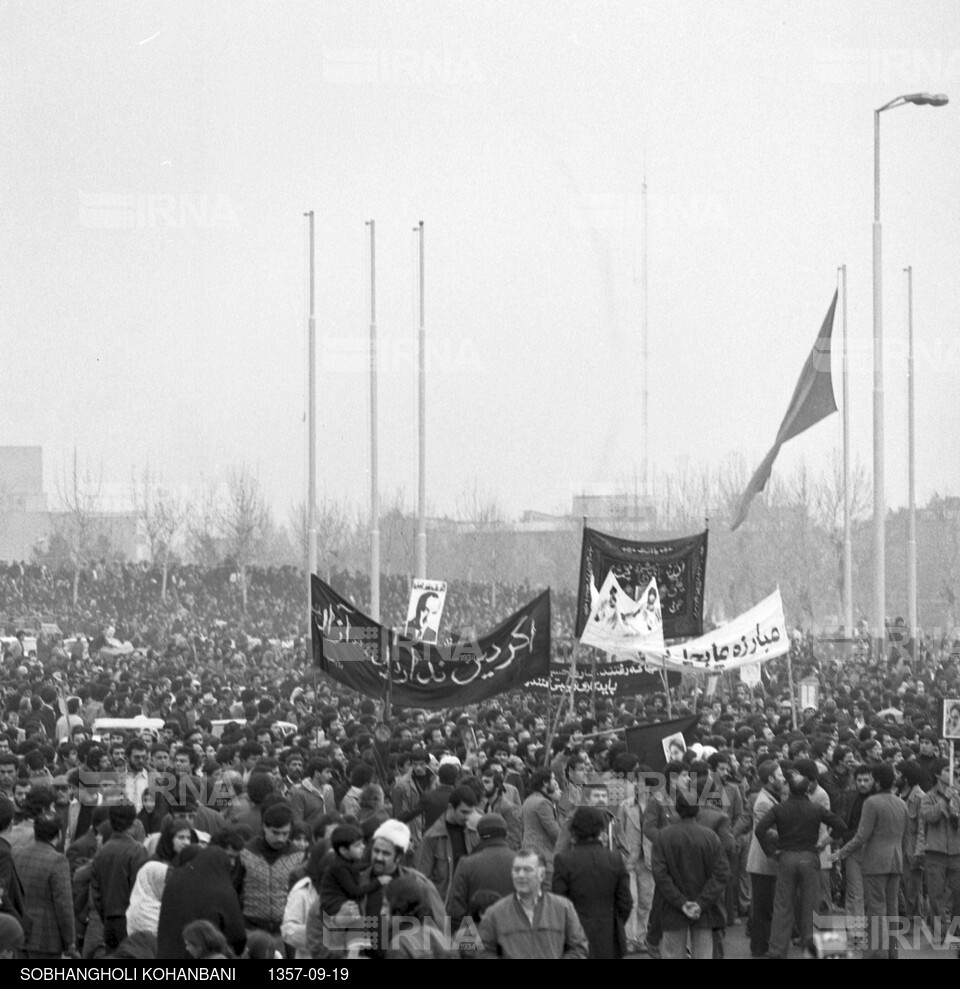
653, 588, 789, 673
576, 527, 708, 640
580, 573, 665, 659
527, 659, 681, 699
311, 575, 551, 709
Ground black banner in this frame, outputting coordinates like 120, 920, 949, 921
575, 527, 708, 640
528, 659, 681, 699
311, 575, 551, 709
624, 715, 700, 772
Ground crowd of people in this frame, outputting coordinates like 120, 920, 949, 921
0, 558, 958, 960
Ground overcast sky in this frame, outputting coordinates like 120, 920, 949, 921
2, 1, 958, 523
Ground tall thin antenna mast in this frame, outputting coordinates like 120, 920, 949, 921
366, 220, 379, 622
304, 211, 316, 631
641, 168, 649, 499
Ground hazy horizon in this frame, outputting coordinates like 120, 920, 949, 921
3, 2, 958, 527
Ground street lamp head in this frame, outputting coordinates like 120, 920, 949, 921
905, 92, 949, 106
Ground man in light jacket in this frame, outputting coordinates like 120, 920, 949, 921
478, 849, 589, 959
746, 760, 782, 958
897, 760, 925, 920
521, 769, 561, 890
415, 786, 480, 901
918, 757, 960, 934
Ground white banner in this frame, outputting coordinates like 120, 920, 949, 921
580, 572, 665, 659
654, 587, 789, 673
403, 579, 448, 643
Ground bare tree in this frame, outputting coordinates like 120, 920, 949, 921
456, 479, 510, 604
814, 450, 870, 620
55, 449, 103, 606
377, 488, 416, 582
289, 497, 353, 579
132, 468, 185, 601
185, 481, 224, 569
658, 459, 718, 531
217, 466, 270, 613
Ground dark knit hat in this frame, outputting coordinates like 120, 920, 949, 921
476, 813, 508, 839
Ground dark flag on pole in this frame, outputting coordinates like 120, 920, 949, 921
624, 715, 700, 772
731, 291, 839, 530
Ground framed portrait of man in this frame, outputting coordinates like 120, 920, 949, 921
943, 699, 960, 740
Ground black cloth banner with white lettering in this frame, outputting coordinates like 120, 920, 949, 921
575, 527, 708, 640
311, 574, 551, 709
527, 659, 681, 699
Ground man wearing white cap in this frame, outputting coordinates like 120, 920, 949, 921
308, 820, 445, 958
368, 819, 445, 921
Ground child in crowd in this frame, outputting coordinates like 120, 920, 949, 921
320, 824, 388, 917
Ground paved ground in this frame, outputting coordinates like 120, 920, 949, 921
628, 917, 953, 960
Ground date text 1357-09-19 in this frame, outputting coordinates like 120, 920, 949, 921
269, 969, 350, 981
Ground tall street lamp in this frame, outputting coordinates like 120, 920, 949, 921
872, 92, 948, 657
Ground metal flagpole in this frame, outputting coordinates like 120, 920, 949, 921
872, 106, 886, 662
905, 266, 918, 650
660, 657, 672, 717
786, 648, 798, 729
641, 170, 649, 497
546, 640, 580, 761
384, 628, 393, 723
305, 211, 317, 635
590, 651, 598, 721
416, 221, 427, 579
840, 264, 853, 635
367, 220, 380, 623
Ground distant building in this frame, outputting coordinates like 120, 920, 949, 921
570, 489, 657, 530
0, 446, 142, 562
0, 447, 47, 514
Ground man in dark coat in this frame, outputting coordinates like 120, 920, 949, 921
553, 806, 633, 959
14, 814, 77, 959
651, 791, 731, 960
834, 762, 909, 959
446, 813, 516, 929
90, 804, 149, 950
0, 797, 28, 936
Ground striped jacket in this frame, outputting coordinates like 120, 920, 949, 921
240, 839, 304, 930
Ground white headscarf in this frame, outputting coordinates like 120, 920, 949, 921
125, 861, 169, 936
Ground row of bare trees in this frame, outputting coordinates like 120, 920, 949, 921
49, 457, 274, 611
135, 466, 274, 612
41, 450, 959, 628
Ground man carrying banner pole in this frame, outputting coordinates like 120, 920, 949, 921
659, 660, 672, 718
384, 636, 393, 722
786, 647, 798, 730
545, 642, 581, 762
